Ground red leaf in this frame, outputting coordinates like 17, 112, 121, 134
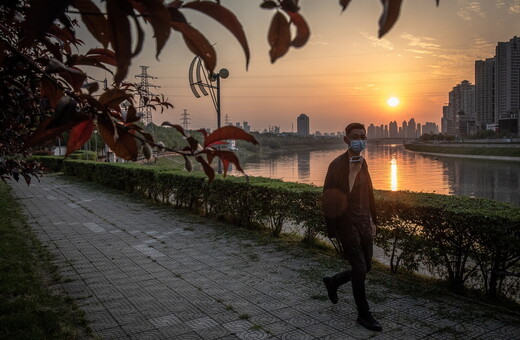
209, 150, 243, 176
87, 48, 117, 66
41, 77, 64, 108
98, 115, 138, 160
99, 89, 132, 108
260, 1, 278, 9
133, 0, 171, 58
58, 66, 87, 92
171, 21, 216, 73
204, 126, 258, 148
268, 12, 291, 63
182, 1, 250, 69
286, 11, 310, 48
70, 55, 114, 74
378, 0, 403, 38
65, 119, 95, 157
24, 117, 76, 150
195, 155, 215, 183
131, 15, 145, 58
339, 0, 352, 12
106, 0, 133, 83
22, 0, 70, 47
72, 0, 111, 48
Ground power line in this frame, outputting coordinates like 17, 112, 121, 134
135, 66, 160, 125
180, 109, 190, 130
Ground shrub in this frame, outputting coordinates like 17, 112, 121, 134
36, 157, 520, 301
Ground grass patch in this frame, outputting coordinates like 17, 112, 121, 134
0, 182, 92, 339
239, 314, 250, 320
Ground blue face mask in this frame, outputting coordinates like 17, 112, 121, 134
349, 140, 366, 153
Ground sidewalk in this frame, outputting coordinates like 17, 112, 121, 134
9, 175, 519, 339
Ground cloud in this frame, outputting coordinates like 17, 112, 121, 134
457, 0, 486, 21
495, 0, 520, 12
400, 33, 440, 55
309, 33, 328, 46
360, 31, 394, 50
508, 0, 520, 13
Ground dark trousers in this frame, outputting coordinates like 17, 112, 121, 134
333, 220, 373, 313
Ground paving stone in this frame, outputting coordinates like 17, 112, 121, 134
8, 176, 520, 340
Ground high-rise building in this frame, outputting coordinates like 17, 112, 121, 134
407, 118, 417, 138
423, 122, 439, 135
495, 36, 520, 120
448, 80, 476, 135
442, 105, 449, 134
389, 121, 398, 138
367, 123, 376, 139
475, 58, 496, 127
297, 114, 310, 136
243, 121, 250, 132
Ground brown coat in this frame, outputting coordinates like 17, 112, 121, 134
322, 151, 377, 238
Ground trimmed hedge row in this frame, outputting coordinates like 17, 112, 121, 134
35, 157, 520, 301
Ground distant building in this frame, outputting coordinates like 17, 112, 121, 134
297, 114, 310, 136
235, 122, 242, 129
243, 121, 250, 132
441, 105, 450, 134
448, 80, 476, 136
389, 121, 398, 138
315, 131, 322, 137
475, 58, 496, 128
423, 122, 439, 135
495, 36, 520, 121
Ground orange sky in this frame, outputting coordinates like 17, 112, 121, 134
77, 1, 520, 133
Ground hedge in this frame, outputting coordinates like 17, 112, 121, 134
35, 157, 520, 301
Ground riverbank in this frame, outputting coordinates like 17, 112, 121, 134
404, 143, 520, 160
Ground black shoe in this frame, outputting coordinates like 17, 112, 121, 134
357, 312, 382, 332
322, 276, 338, 304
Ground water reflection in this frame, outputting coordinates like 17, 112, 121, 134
232, 144, 520, 205
297, 150, 310, 180
390, 155, 398, 191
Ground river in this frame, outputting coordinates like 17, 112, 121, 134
230, 144, 520, 206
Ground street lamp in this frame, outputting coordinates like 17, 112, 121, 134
189, 56, 229, 174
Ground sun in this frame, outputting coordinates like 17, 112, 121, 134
387, 97, 400, 107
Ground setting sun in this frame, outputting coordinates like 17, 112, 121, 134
387, 97, 400, 107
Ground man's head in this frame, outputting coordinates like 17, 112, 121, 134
344, 123, 367, 155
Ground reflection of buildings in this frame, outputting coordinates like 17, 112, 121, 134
297, 151, 310, 179
442, 158, 519, 204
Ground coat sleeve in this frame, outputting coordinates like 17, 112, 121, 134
323, 160, 348, 238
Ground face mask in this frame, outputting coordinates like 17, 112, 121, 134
349, 140, 366, 153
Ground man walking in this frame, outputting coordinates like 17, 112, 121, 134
322, 123, 382, 332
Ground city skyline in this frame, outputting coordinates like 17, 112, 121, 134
75, 1, 520, 132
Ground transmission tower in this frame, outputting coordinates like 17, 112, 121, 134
180, 109, 190, 130
135, 66, 160, 125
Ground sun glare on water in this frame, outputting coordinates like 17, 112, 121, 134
387, 97, 400, 107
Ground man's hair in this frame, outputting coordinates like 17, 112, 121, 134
345, 123, 366, 136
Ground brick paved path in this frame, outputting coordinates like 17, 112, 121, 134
9, 175, 520, 339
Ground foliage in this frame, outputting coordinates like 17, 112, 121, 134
0, 182, 90, 338
38, 156, 520, 301
405, 144, 520, 157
